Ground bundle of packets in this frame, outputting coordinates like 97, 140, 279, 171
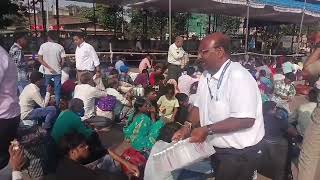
152, 138, 215, 171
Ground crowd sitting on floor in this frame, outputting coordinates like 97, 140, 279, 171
1, 30, 320, 180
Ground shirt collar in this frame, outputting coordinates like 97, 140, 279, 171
78, 41, 85, 48
14, 43, 22, 49
207, 59, 231, 80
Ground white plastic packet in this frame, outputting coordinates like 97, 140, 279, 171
152, 138, 215, 171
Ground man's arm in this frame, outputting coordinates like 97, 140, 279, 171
38, 55, 56, 73
33, 89, 50, 108
169, 46, 184, 60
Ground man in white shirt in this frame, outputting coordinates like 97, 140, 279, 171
38, 31, 66, 107
73, 72, 114, 130
19, 72, 57, 130
73, 33, 101, 82
172, 33, 265, 180
0, 46, 21, 170
178, 66, 198, 96
167, 36, 185, 81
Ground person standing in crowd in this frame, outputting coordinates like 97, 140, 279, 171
139, 54, 153, 73
38, 31, 66, 107
298, 31, 320, 179
74, 33, 101, 82
167, 36, 185, 81
178, 66, 198, 96
0, 46, 21, 170
19, 71, 57, 130
9, 31, 29, 93
172, 33, 265, 180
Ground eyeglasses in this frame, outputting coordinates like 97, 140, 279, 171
199, 46, 221, 55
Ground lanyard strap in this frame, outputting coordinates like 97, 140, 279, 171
207, 61, 232, 100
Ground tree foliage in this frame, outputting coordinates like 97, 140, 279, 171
0, 0, 26, 29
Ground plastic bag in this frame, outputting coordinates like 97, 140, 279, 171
152, 138, 215, 171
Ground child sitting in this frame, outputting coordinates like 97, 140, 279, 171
157, 84, 179, 123
175, 93, 190, 125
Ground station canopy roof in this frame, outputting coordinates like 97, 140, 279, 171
66, 0, 320, 24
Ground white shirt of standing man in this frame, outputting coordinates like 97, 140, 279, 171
167, 36, 185, 65
172, 33, 264, 150
74, 34, 100, 77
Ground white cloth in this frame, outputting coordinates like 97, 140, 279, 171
75, 42, 100, 71
19, 83, 50, 120
38, 41, 66, 74
74, 84, 108, 120
12, 171, 23, 180
0, 46, 20, 119
178, 74, 198, 95
105, 88, 130, 106
167, 43, 185, 65
189, 94, 198, 106
194, 60, 265, 149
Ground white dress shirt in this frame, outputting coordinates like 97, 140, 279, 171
167, 43, 185, 65
19, 83, 50, 120
38, 41, 66, 75
74, 84, 108, 120
0, 46, 20, 119
194, 60, 265, 149
75, 42, 100, 71
178, 74, 198, 95
105, 88, 130, 106
12, 171, 23, 180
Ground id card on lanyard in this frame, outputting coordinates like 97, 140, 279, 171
207, 61, 231, 101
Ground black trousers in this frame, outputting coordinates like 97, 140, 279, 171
258, 138, 288, 180
167, 64, 181, 81
0, 116, 20, 169
212, 141, 263, 180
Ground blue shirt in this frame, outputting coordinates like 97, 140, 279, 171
115, 60, 125, 73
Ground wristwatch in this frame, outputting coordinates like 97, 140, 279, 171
206, 125, 214, 135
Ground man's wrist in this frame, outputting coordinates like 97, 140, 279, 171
205, 124, 214, 135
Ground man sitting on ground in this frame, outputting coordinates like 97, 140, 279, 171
51, 98, 93, 144
73, 72, 111, 131
19, 71, 57, 130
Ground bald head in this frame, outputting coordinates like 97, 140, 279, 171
69, 98, 84, 112
198, 33, 231, 73
175, 36, 184, 48
199, 32, 231, 54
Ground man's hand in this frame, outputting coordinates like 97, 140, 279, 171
125, 162, 140, 177
94, 71, 101, 79
171, 126, 191, 142
9, 144, 26, 171
48, 67, 57, 74
189, 127, 209, 143
47, 85, 54, 94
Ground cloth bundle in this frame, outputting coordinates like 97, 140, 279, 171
152, 138, 215, 171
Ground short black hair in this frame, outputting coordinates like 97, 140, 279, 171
30, 71, 44, 84
145, 86, 155, 96
13, 31, 28, 42
165, 83, 175, 94
47, 31, 58, 41
308, 88, 318, 103
186, 66, 195, 76
285, 73, 295, 82
109, 69, 119, 76
262, 101, 277, 115
158, 122, 182, 143
73, 32, 86, 39
58, 132, 86, 157
154, 74, 165, 83
175, 93, 188, 103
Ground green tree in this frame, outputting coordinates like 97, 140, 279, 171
0, 0, 26, 29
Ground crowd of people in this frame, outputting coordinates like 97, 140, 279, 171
1, 30, 320, 180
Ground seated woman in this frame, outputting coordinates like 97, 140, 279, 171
123, 98, 165, 154
134, 69, 150, 88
